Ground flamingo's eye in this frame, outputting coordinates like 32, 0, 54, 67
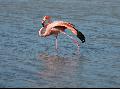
45, 20, 48, 24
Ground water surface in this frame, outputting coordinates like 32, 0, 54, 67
0, 0, 120, 88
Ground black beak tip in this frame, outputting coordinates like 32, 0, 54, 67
42, 23, 44, 27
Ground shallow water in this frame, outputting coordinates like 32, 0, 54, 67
0, 0, 120, 88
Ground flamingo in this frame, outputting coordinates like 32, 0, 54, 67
39, 16, 85, 50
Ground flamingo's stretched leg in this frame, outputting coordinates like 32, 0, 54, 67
55, 36, 58, 50
62, 31, 80, 50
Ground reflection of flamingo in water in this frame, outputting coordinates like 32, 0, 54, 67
39, 16, 85, 50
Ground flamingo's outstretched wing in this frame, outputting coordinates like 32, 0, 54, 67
46, 21, 85, 43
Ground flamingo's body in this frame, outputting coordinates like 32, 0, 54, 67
39, 16, 85, 50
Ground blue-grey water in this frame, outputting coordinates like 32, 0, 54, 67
0, 0, 120, 88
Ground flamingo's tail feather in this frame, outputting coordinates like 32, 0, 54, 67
76, 30, 85, 43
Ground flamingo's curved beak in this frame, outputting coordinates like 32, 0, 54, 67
41, 20, 45, 27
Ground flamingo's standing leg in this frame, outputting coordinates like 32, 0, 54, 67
62, 32, 80, 50
55, 36, 58, 50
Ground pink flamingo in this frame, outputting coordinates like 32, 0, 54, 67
39, 16, 85, 50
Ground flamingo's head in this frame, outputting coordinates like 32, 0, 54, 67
41, 16, 51, 27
